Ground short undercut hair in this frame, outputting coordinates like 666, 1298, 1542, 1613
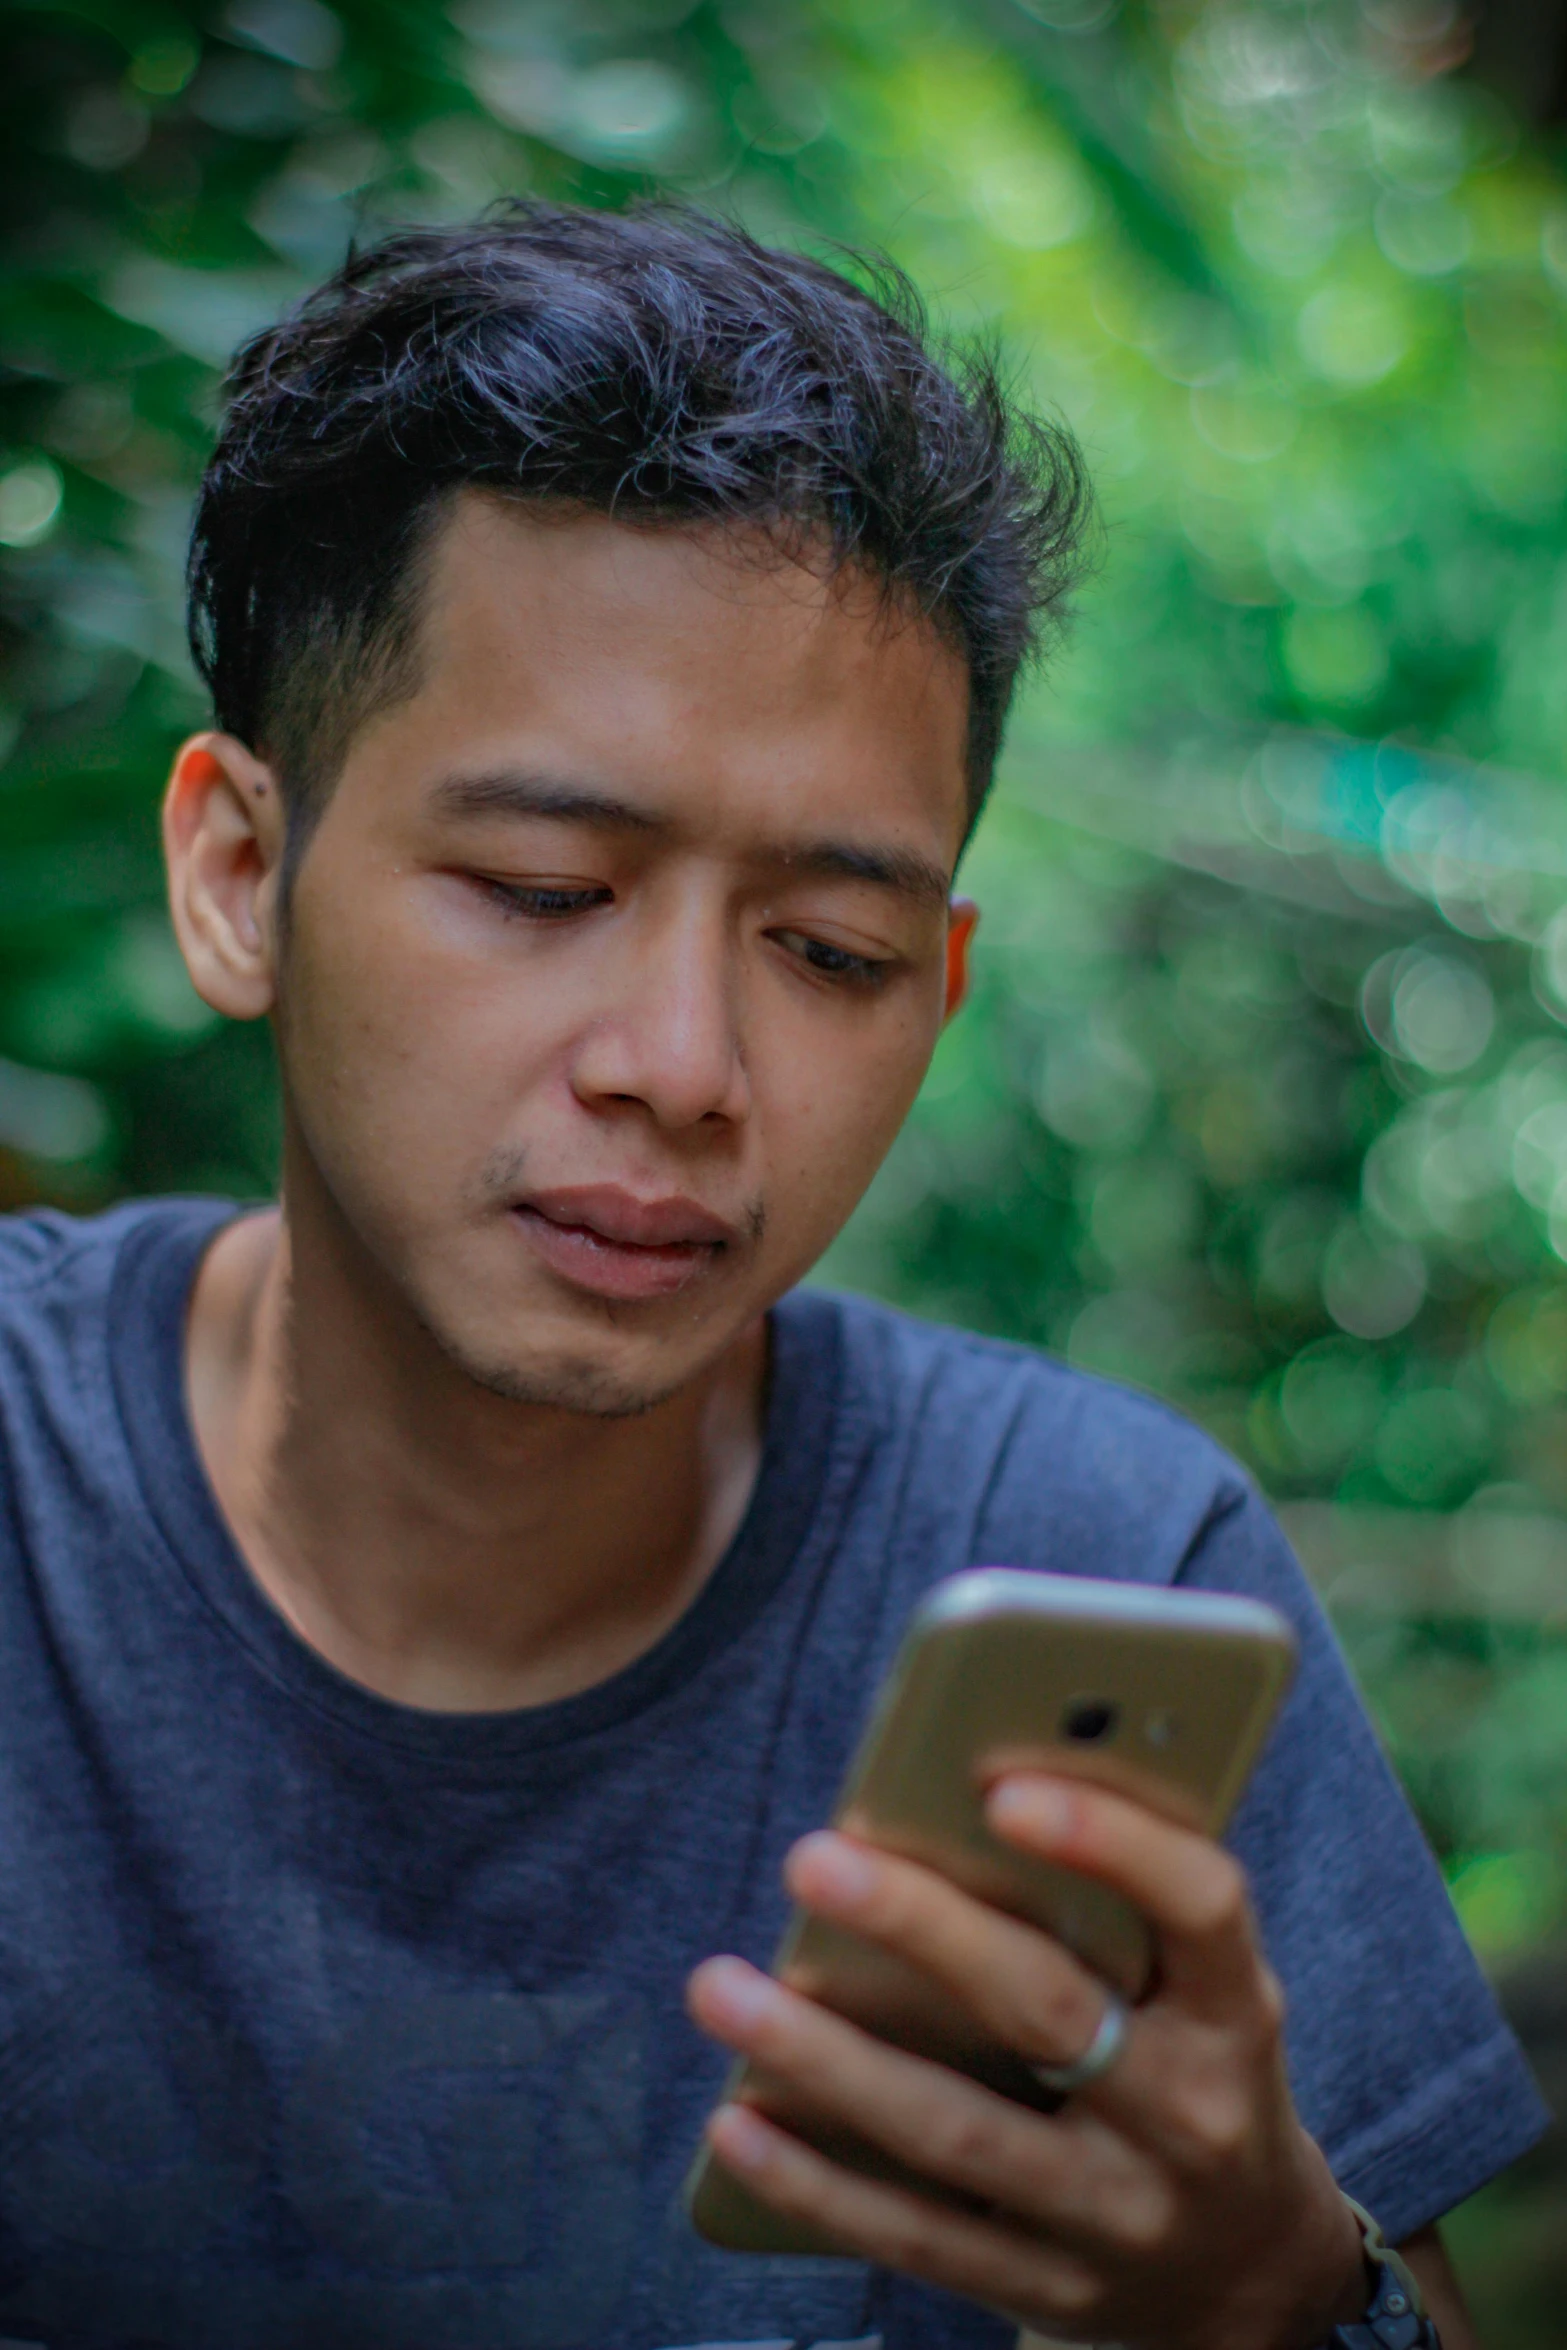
188, 200, 1092, 861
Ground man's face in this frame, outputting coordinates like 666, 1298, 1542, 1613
276, 495, 973, 1412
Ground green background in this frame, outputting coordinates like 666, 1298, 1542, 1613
4, 0, 1565, 2332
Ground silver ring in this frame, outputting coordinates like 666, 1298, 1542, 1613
1029, 1990, 1130, 2097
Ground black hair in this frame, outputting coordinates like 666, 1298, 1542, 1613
188, 199, 1092, 859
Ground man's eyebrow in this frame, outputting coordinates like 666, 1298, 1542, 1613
431, 770, 951, 907
429, 770, 665, 833
783, 840, 952, 911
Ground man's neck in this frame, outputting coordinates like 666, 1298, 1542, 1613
185, 1202, 769, 1713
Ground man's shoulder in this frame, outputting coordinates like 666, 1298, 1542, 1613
0, 1196, 232, 1336
803, 1285, 1251, 1587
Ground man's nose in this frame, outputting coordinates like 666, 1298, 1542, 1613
566, 898, 751, 1132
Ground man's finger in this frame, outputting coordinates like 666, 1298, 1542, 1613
785, 1830, 1114, 2079
686, 1953, 1161, 2245
983, 1775, 1263, 2016
703, 2098, 1103, 2332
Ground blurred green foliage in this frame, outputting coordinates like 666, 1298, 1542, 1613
4, 0, 1567, 2329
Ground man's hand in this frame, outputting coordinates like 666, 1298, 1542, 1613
687, 1774, 1369, 2350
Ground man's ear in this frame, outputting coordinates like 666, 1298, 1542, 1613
163, 732, 287, 1020
943, 898, 978, 1024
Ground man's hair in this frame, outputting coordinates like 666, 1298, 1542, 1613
188, 200, 1092, 859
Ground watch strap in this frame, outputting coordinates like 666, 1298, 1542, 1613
1326, 2197, 1441, 2349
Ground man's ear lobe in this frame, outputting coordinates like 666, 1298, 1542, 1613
163, 732, 286, 1021
943, 899, 979, 1024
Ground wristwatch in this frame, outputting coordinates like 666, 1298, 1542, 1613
1323, 2197, 1442, 2349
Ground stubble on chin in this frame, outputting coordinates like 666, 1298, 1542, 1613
441, 1336, 684, 1420
404, 1218, 738, 1422
396, 1261, 694, 1417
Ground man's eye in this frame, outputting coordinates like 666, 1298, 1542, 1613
482, 880, 612, 920
776, 929, 891, 987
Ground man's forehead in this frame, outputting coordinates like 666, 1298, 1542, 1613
405, 494, 972, 843
427, 490, 965, 695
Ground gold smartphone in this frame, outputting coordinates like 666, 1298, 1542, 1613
685, 1567, 1297, 2257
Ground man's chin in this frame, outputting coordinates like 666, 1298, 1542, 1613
422, 1304, 702, 1419
399, 1248, 753, 1417
456, 1348, 680, 1419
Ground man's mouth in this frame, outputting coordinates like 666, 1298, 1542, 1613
510, 1184, 740, 1303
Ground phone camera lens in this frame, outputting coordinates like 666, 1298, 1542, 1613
1063, 1698, 1118, 1744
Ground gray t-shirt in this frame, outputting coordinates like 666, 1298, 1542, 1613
0, 1199, 1543, 2349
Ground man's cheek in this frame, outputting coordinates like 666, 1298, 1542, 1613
776, 1077, 908, 1234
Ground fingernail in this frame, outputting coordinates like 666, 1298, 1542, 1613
790, 1831, 877, 1906
710, 2101, 774, 2173
693, 1957, 780, 2030
989, 1776, 1074, 1841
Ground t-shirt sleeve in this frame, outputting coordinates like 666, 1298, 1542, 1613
1183, 1484, 1549, 2241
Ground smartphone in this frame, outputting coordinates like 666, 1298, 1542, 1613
685, 1567, 1296, 2257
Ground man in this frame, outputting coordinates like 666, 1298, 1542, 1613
0, 204, 1540, 2349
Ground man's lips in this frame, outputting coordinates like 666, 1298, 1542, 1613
522, 1185, 738, 1248
510, 1185, 740, 1302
